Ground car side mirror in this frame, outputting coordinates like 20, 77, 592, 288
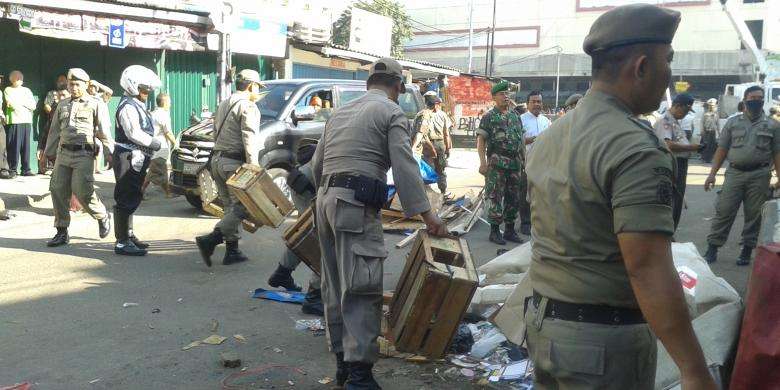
292, 106, 317, 126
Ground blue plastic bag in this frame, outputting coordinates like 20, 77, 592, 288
418, 157, 439, 184
252, 288, 305, 304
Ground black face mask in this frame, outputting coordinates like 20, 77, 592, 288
745, 100, 764, 118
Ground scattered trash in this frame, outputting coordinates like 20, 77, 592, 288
210, 319, 219, 332
318, 377, 333, 385
273, 347, 282, 353
220, 351, 242, 368
151, 308, 161, 314
202, 335, 227, 345
122, 302, 139, 308
470, 327, 507, 358
233, 334, 247, 343
496, 249, 509, 256
287, 380, 294, 386
88, 378, 101, 384
294, 319, 324, 331
177, 298, 183, 303
448, 323, 474, 354
252, 288, 306, 304
460, 368, 475, 378
1, 383, 31, 390
182, 341, 201, 351
147, 323, 155, 329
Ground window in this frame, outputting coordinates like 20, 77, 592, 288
742, 20, 763, 49
295, 88, 333, 122
743, 0, 764, 3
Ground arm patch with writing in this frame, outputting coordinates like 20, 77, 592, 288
657, 180, 673, 206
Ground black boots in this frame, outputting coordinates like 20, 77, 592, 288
47, 227, 69, 247
195, 228, 223, 267
223, 241, 249, 265
737, 246, 753, 266
346, 362, 381, 390
302, 287, 324, 316
98, 213, 111, 239
335, 352, 349, 388
704, 245, 718, 264
127, 214, 149, 249
503, 223, 524, 243
114, 208, 147, 256
268, 264, 302, 291
489, 224, 506, 245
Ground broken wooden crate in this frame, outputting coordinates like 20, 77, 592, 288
387, 230, 478, 358
198, 168, 258, 232
226, 164, 294, 228
282, 205, 321, 275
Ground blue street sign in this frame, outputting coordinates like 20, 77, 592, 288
108, 21, 126, 48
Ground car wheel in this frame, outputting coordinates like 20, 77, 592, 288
267, 167, 293, 204
185, 192, 204, 210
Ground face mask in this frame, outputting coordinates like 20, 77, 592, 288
745, 100, 764, 117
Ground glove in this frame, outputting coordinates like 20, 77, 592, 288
149, 138, 162, 151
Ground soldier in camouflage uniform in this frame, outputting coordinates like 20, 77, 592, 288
477, 81, 525, 245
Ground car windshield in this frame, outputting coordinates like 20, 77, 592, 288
255, 83, 298, 118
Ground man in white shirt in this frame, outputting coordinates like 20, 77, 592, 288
3, 70, 37, 177
521, 90, 552, 155
517, 90, 550, 235
142, 92, 175, 198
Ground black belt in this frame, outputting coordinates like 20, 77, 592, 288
61, 144, 93, 152
214, 151, 245, 162
730, 162, 769, 172
325, 174, 387, 209
531, 291, 646, 325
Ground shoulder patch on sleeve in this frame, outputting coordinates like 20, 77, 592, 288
657, 180, 673, 206
653, 166, 673, 178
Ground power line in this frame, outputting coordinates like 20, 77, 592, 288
404, 29, 488, 48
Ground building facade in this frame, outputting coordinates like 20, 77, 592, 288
402, 0, 779, 105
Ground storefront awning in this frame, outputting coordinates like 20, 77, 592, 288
316, 43, 461, 77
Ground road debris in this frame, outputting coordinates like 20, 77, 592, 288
181, 341, 201, 351
252, 288, 305, 304
210, 319, 219, 332
151, 308, 160, 314
122, 302, 138, 308
318, 377, 333, 385
88, 378, 101, 384
202, 335, 227, 345
220, 352, 242, 368
233, 334, 247, 343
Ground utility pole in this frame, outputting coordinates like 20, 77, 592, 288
555, 47, 561, 109
467, 0, 474, 73
488, 0, 497, 76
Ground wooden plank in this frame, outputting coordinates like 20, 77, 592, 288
382, 291, 394, 306
395, 231, 418, 249
257, 172, 294, 215
389, 236, 425, 327
391, 265, 428, 346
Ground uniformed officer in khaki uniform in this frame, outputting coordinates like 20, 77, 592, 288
44, 68, 114, 247
312, 58, 447, 389
525, 5, 715, 390
703, 85, 780, 266
653, 93, 702, 228
196, 70, 263, 267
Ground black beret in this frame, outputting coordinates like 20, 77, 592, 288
583, 4, 681, 55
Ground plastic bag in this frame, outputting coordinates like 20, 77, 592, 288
418, 157, 438, 184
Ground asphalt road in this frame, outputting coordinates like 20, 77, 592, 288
0, 153, 752, 389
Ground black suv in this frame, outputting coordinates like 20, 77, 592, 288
171, 79, 424, 209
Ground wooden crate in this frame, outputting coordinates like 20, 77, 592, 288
282, 205, 321, 275
226, 164, 294, 228
387, 230, 478, 358
199, 168, 258, 232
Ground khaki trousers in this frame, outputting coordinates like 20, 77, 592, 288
525, 297, 657, 390
316, 186, 387, 363
707, 167, 770, 248
50, 148, 107, 228
211, 154, 247, 242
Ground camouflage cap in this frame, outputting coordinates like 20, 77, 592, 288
583, 3, 681, 56
67, 68, 90, 82
491, 81, 509, 95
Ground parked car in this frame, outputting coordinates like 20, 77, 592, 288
171, 79, 425, 209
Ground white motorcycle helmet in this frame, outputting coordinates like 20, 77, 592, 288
120, 65, 161, 96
